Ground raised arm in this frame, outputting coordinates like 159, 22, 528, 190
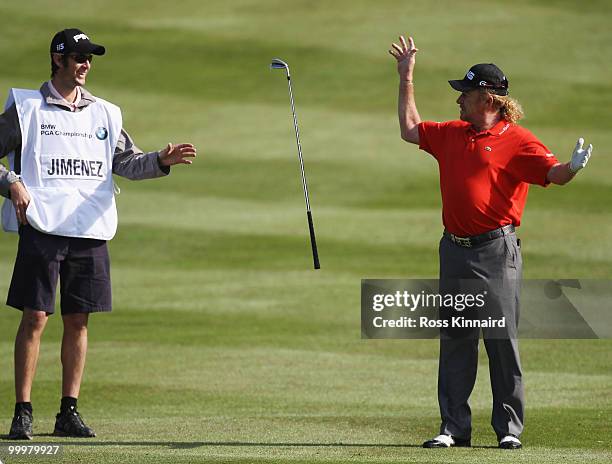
389, 35, 420, 145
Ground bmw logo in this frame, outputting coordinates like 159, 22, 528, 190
95, 127, 108, 140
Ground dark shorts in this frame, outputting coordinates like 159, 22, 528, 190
6, 225, 112, 315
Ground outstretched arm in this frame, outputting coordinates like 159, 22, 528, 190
113, 129, 197, 180
389, 35, 420, 145
547, 137, 593, 185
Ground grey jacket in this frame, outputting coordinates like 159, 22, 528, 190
0, 82, 169, 198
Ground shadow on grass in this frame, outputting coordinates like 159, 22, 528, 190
1, 436, 498, 449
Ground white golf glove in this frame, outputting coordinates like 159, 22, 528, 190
569, 137, 593, 173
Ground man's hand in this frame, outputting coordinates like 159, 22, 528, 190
158, 143, 197, 167
569, 137, 593, 173
10, 181, 30, 225
389, 35, 419, 81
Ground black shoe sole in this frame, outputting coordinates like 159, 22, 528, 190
422, 439, 471, 448
499, 443, 522, 449
53, 428, 96, 438
8, 433, 33, 440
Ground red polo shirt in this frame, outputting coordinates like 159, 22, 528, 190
418, 119, 559, 236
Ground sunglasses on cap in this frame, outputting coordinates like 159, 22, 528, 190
68, 53, 93, 63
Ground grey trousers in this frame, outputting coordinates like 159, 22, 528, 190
437, 232, 524, 440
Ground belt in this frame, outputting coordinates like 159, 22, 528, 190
444, 224, 515, 248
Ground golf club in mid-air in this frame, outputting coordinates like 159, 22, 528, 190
270, 58, 320, 270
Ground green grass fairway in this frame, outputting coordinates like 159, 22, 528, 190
1, 1, 611, 463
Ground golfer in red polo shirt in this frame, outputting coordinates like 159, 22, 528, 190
389, 35, 593, 450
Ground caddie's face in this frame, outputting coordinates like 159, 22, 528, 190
456, 90, 486, 123
54, 53, 92, 88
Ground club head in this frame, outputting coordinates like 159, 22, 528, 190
270, 58, 288, 69
270, 58, 290, 76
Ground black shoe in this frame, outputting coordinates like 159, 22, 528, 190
499, 434, 522, 449
8, 409, 33, 440
422, 434, 471, 448
53, 407, 96, 438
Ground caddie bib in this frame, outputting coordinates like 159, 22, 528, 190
1, 88, 122, 240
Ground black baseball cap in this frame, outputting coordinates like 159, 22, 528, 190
448, 63, 508, 96
50, 28, 105, 56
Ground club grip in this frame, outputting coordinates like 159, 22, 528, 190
307, 211, 320, 270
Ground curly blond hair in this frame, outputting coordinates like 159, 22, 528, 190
481, 90, 524, 124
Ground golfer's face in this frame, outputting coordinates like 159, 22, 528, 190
457, 90, 485, 123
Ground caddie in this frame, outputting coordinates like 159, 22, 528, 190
389, 34, 592, 449
0, 28, 197, 439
